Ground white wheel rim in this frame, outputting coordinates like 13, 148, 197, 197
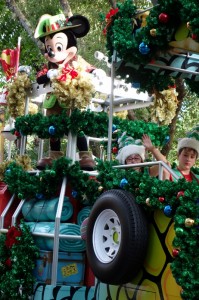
92, 209, 121, 263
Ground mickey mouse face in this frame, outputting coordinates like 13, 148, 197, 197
44, 32, 77, 65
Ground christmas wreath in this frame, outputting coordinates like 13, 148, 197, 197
0, 221, 39, 300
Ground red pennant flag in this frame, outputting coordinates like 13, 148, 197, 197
0, 48, 19, 80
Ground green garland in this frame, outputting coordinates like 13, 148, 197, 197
2, 158, 199, 299
12, 109, 168, 147
102, 0, 199, 94
4, 158, 101, 203
0, 221, 39, 299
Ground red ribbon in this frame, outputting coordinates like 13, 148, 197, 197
57, 64, 78, 82
37, 65, 48, 78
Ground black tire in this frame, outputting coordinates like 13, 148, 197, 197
86, 189, 148, 285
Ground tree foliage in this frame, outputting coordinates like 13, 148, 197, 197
0, 0, 111, 72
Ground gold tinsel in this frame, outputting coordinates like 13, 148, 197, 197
15, 154, 32, 171
51, 59, 95, 110
0, 155, 32, 181
28, 102, 38, 115
0, 161, 11, 182
113, 110, 128, 119
150, 87, 178, 125
6, 73, 31, 118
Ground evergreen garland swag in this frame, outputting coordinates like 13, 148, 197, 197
0, 221, 39, 300
1, 158, 199, 299
13, 109, 168, 146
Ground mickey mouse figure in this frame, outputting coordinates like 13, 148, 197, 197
34, 13, 96, 170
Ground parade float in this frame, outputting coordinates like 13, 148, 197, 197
0, 1, 199, 299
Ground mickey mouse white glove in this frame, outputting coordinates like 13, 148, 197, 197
47, 69, 58, 79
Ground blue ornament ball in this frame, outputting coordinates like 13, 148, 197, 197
164, 136, 170, 144
120, 178, 128, 188
164, 205, 172, 217
36, 193, 44, 200
72, 190, 78, 198
5, 169, 11, 175
139, 42, 150, 55
48, 125, 56, 135
112, 124, 117, 132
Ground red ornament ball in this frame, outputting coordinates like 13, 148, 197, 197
177, 191, 184, 198
14, 131, 20, 137
158, 197, 165, 202
112, 147, 118, 154
191, 33, 198, 40
159, 13, 169, 23
172, 248, 179, 257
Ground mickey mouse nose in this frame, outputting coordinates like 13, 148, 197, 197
48, 49, 55, 58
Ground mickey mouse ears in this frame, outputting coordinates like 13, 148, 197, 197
34, 13, 90, 39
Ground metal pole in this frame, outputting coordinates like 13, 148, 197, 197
51, 176, 67, 285
107, 50, 117, 161
19, 95, 29, 155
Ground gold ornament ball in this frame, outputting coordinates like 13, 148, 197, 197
150, 28, 156, 37
98, 186, 103, 192
185, 218, 195, 227
146, 198, 151, 206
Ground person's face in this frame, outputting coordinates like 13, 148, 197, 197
178, 148, 197, 171
125, 154, 142, 170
